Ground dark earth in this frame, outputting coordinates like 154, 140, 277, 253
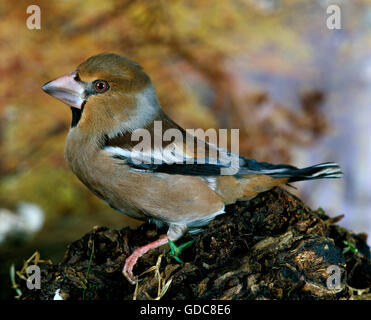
17, 187, 371, 300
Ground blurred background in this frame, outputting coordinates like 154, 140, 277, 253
0, 0, 370, 299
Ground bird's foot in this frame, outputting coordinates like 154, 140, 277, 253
122, 235, 170, 285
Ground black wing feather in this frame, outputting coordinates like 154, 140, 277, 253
112, 154, 342, 181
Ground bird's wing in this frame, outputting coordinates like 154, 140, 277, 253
102, 128, 286, 177
103, 127, 342, 179
104, 144, 233, 176
102, 120, 248, 176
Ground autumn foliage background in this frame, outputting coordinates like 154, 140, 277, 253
0, 0, 370, 299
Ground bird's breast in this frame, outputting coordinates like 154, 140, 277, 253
64, 130, 147, 220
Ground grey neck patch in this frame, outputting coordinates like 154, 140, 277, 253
105, 84, 161, 138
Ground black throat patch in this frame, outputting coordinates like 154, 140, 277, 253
70, 101, 86, 128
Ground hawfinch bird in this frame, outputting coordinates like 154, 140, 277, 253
42, 53, 342, 284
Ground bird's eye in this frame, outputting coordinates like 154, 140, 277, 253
94, 80, 109, 93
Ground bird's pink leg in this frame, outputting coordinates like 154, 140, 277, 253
122, 235, 170, 284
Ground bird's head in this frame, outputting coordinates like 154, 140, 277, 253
42, 53, 161, 137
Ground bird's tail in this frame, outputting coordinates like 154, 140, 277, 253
254, 162, 343, 182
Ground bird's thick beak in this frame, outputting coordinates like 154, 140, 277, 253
42, 71, 85, 109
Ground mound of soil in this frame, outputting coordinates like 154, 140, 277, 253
18, 187, 371, 300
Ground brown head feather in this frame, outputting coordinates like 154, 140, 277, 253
73, 53, 158, 137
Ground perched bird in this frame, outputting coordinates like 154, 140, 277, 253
42, 53, 342, 284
